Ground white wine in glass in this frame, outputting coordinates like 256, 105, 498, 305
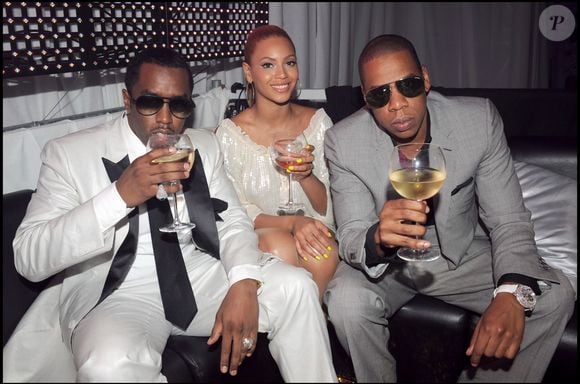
388, 143, 446, 261
147, 132, 196, 232
269, 133, 307, 216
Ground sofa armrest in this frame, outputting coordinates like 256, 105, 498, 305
3, 189, 51, 346
161, 334, 282, 382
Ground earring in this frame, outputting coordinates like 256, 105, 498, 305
246, 82, 255, 107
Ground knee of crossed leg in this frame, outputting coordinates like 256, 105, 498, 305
258, 228, 300, 266
75, 342, 162, 382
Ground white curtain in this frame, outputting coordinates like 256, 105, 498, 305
3, 2, 550, 129
2, 59, 246, 129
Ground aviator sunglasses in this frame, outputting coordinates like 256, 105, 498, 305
130, 94, 195, 119
365, 76, 425, 109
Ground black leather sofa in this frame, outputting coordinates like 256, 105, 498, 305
4, 87, 577, 383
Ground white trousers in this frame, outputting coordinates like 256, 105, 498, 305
72, 253, 337, 382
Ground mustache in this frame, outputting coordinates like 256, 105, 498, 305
151, 125, 175, 134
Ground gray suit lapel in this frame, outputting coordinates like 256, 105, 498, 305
374, 126, 394, 192
428, 102, 460, 263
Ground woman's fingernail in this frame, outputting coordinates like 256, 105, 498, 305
288, 165, 294, 171
296, 158, 303, 164
323, 253, 329, 259
315, 255, 321, 260
302, 256, 308, 261
326, 246, 332, 251
327, 232, 332, 237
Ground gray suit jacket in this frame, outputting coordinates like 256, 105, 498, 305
324, 90, 560, 285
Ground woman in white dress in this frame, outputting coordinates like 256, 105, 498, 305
216, 25, 338, 300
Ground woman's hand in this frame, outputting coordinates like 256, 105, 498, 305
288, 146, 315, 182
291, 216, 334, 262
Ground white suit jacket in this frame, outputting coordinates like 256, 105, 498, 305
4, 115, 263, 381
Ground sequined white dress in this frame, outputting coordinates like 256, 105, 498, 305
216, 108, 335, 229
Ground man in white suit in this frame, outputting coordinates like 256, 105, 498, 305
323, 34, 574, 382
5, 47, 337, 382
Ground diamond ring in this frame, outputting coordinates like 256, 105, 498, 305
242, 337, 254, 350
156, 184, 168, 200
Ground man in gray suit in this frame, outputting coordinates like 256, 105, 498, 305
323, 34, 574, 382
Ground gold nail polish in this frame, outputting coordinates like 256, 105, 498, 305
323, 253, 329, 259
286, 169, 291, 173
327, 232, 332, 237
326, 246, 332, 251
296, 158, 303, 164
315, 255, 321, 260
302, 256, 308, 261
288, 165, 294, 171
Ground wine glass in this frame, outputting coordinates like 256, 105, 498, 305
147, 132, 196, 232
269, 133, 308, 216
388, 143, 446, 261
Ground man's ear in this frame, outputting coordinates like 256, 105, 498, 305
360, 87, 368, 106
421, 65, 431, 93
121, 89, 131, 114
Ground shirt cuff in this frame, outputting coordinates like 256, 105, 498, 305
94, 182, 134, 232
227, 264, 264, 295
498, 273, 541, 295
364, 222, 398, 268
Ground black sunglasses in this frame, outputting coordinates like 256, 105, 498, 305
130, 94, 195, 119
365, 76, 425, 109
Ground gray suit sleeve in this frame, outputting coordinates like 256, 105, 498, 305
324, 126, 389, 278
473, 100, 551, 283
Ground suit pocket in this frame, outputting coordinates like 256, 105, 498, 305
451, 177, 474, 196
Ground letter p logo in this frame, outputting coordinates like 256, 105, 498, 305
539, 5, 575, 41
550, 15, 566, 31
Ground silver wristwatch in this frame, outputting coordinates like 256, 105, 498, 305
493, 284, 536, 313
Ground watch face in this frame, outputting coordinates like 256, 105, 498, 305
516, 285, 536, 309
